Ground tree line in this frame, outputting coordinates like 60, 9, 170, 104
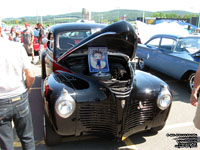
2, 9, 199, 26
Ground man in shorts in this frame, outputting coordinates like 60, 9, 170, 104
22, 22, 35, 64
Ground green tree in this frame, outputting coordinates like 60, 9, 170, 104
113, 18, 120, 22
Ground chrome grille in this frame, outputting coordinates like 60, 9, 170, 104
78, 99, 118, 136
123, 98, 154, 133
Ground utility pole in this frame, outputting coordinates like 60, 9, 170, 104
40, 16, 43, 24
143, 11, 145, 23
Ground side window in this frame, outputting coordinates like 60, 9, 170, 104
47, 33, 54, 50
146, 38, 160, 48
160, 38, 176, 51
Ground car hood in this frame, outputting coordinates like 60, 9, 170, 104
192, 50, 200, 57
57, 21, 138, 62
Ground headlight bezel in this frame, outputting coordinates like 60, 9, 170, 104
157, 85, 172, 110
55, 89, 76, 118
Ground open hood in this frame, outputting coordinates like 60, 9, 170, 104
58, 21, 138, 62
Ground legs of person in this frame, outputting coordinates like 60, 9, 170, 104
13, 93, 35, 150
23, 44, 29, 55
0, 121, 14, 150
30, 45, 34, 62
0, 102, 14, 150
193, 99, 200, 130
38, 44, 44, 61
23, 44, 34, 64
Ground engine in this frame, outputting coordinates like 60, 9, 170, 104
62, 54, 131, 82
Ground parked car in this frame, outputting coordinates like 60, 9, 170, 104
136, 34, 200, 91
41, 21, 172, 146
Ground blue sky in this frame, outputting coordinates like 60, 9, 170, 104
0, 0, 200, 19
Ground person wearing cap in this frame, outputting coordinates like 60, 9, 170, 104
0, 37, 35, 150
22, 22, 35, 64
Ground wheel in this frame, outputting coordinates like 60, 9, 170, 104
137, 58, 149, 71
44, 113, 61, 146
188, 73, 195, 92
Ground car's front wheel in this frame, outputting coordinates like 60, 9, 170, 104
44, 113, 61, 146
137, 58, 149, 71
188, 73, 195, 92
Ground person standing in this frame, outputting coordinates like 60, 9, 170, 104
0, 38, 35, 150
8, 26, 16, 41
22, 22, 35, 64
0, 26, 4, 38
13, 31, 21, 42
36, 23, 45, 64
190, 64, 200, 130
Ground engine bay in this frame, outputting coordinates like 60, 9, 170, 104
61, 54, 131, 82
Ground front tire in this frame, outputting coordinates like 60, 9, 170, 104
137, 58, 149, 71
44, 113, 61, 146
188, 73, 195, 92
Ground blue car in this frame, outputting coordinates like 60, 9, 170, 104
136, 34, 200, 91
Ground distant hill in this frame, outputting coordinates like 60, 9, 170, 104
3, 9, 197, 25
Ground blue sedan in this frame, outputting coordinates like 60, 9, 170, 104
136, 34, 200, 91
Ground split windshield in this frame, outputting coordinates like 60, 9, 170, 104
57, 30, 91, 50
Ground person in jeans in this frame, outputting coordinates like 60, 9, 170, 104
0, 38, 35, 150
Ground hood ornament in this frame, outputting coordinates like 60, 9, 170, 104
137, 101, 144, 110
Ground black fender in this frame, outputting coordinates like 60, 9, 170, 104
41, 50, 47, 79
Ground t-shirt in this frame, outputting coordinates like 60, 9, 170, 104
38, 28, 45, 44
23, 29, 33, 44
0, 38, 32, 99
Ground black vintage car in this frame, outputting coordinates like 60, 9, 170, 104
41, 21, 172, 146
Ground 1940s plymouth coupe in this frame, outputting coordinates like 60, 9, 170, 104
41, 21, 172, 145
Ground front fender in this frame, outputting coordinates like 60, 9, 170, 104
43, 72, 77, 136
135, 70, 168, 96
41, 50, 47, 79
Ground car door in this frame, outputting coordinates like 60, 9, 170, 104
140, 37, 161, 70
154, 37, 181, 78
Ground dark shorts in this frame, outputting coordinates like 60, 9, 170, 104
23, 44, 34, 55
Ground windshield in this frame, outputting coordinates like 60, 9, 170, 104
176, 37, 200, 53
57, 30, 91, 50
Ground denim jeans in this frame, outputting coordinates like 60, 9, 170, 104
0, 92, 35, 150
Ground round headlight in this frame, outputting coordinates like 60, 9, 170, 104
157, 85, 172, 110
55, 89, 76, 118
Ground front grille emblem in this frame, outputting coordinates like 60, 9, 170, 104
121, 100, 126, 109
137, 101, 144, 110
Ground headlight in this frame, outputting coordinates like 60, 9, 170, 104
55, 89, 76, 118
157, 85, 172, 110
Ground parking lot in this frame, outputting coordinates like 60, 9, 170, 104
13, 58, 200, 150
